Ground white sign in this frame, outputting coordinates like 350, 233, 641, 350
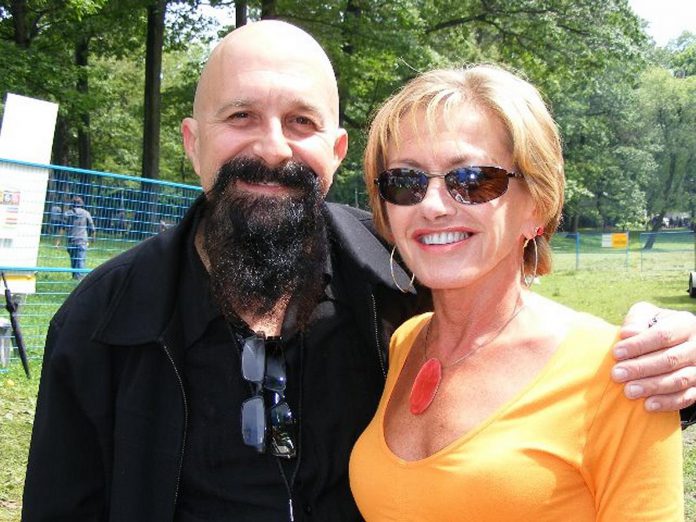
0, 93, 59, 294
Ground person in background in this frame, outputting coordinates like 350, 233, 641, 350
61, 195, 95, 280
112, 207, 127, 236
49, 202, 63, 240
23, 21, 696, 522
350, 64, 683, 520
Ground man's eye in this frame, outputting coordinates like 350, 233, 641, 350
294, 116, 315, 126
229, 112, 249, 120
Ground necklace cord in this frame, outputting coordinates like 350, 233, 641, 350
423, 295, 525, 368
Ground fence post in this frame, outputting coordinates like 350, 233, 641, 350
640, 233, 644, 272
625, 230, 629, 269
575, 232, 580, 270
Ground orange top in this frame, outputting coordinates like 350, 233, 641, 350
349, 312, 683, 521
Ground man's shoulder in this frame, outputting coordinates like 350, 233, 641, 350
326, 202, 374, 222
53, 224, 184, 325
326, 202, 379, 239
324, 202, 406, 290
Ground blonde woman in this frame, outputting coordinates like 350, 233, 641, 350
349, 65, 683, 520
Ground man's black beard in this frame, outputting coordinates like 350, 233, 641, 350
203, 157, 329, 330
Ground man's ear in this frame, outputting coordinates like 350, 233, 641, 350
181, 117, 201, 177
334, 128, 348, 165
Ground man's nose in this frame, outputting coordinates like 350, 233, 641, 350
252, 119, 293, 167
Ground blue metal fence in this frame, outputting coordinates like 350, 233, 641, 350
550, 231, 631, 271
0, 157, 201, 367
551, 230, 694, 272
639, 231, 696, 272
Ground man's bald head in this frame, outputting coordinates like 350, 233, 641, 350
193, 20, 340, 122
181, 20, 348, 193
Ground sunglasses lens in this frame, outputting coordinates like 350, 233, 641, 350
269, 400, 297, 458
241, 336, 265, 383
377, 169, 427, 205
263, 341, 286, 393
239, 335, 296, 457
241, 395, 266, 450
447, 167, 510, 205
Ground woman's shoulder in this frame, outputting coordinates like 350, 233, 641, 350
393, 312, 432, 340
389, 312, 432, 362
527, 292, 617, 341
523, 293, 619, 375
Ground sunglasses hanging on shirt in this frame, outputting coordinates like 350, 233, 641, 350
240, 332, 297, 458
375, 165, 524, 206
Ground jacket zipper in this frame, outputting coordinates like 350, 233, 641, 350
370, 293, 387, 380
160, 339, 189, 511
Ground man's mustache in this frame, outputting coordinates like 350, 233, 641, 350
210, 157, 320, 197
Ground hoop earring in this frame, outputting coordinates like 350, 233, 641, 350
522, 236, 538, 288
390, 246, 415, 293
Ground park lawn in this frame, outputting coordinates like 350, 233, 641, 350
0, 267, 695, 521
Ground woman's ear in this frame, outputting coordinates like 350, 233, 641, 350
522, 225, 544, 241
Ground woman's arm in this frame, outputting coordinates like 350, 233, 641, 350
587, 369, 683, 521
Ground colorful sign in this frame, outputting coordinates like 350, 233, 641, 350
0, 94, 59, 294
601, 232, 629, 249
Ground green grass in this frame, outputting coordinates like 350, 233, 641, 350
0, 362, 37, 521
686, 430, 696, 522
0, 255, 695, 520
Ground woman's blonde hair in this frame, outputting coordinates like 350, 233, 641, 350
364, 64, 564, 277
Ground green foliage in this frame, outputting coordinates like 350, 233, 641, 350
667, 32, 696, 77
637, 67, 696, 221
90, 56, 145, 175
0, 0, 694, 220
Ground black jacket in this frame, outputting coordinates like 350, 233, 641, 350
22, 199, 425, 521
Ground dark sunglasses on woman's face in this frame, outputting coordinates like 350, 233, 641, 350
375, 166, 524, 206
240, 333, 297, 458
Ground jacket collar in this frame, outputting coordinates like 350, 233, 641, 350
92, 196, 203, 346
324, 202, 416, 294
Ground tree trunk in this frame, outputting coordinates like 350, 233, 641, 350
10, 0, 30, 48
644, 153, 676, 249
142, 0, 166, 180
261, 0, 276, 19
75, 36, 92, 170
235, 0, 247, 27
336, 0, 361, 128
133, 0, 167, 239
51, 116, 70, 167
50, 116, 70, 212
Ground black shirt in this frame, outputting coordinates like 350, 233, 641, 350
175, 210, 385, 521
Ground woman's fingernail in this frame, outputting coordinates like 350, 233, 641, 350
627, 384, 644, 398
613, 348, 627, 360
612, 367, 629, 381
646, 400, 660, 411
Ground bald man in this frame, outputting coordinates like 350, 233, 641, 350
22, 20, 696, 522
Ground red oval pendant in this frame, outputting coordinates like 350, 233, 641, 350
409, 358, 442, 415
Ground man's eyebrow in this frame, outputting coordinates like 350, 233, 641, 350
215, 98, 254, 117
287, 98, 326, 121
